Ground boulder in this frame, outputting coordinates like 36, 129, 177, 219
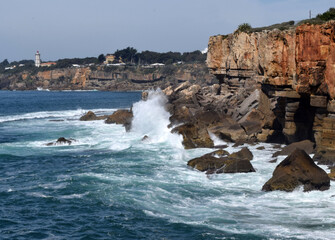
208, 117, 247, 143
262, 149, 330, 192
80, 111, 107, 121
187, 148, 256, 174
217, 159, 255, 173
172, 123, 214, 149
272, 140, 315, 157
105, 109, 133, 125
313, 150, 335, 166
187, 152, 226, 172
228, 147, 253, 161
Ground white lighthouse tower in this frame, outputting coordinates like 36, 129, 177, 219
35, 51, 41, 67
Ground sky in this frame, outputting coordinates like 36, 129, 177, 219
0, 0, 334, 62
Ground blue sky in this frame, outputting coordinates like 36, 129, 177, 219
0, 0, 333, 61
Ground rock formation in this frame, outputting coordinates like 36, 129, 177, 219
262, 149, 330, 192
205, 21, 335, 165
187, 148, 255, 174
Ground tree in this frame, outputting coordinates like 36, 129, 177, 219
317, 8, 335, 21
0, 59, 9, 67
114, 47, 138, 63
98, 54, 106, 63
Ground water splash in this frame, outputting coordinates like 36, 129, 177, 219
131, 89, 183, 148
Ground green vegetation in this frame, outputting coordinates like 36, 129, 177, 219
236, 23, 252, 33
317, 7, 335, 21
250, 21, 295, 32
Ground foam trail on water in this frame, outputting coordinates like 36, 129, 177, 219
131, 89, 183, 148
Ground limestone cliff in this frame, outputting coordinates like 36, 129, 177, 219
207, 21, 335, 163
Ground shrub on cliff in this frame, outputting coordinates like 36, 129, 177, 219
236, 23, 252, 33
317, 7, 335, 21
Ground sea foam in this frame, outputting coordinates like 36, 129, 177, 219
131, 89, 183, 149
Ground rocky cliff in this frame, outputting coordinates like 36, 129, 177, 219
0, 63, 214, 91
206, 21, 335, 164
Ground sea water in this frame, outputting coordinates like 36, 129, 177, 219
0, 90, 334, 240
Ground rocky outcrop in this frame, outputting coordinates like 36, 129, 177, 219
80, 111, 107, 121
262, 149, 330, 192
206, 21, 335, 164
105, 109, 133, 131
187, 148, 255, 174
272, 140, 315, 157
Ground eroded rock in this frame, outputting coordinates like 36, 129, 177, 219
262, 149, 330, 192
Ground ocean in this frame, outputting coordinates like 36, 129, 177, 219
0, 90, 334, 240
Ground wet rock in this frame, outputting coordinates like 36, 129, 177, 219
46, 137, 75, 146
187, 153, 226, 172
313, 150, 335, 166
256, 146, 265, 150
214, 144, 229, 149
172, 123, 214, 149
272, 140, 315, 157
217, 159, 255, 173
187, 148, 256, 174
105, 109, 133, 125
262, 149, 330, 192
141, 135, 149, 141
80, 111, 107, 121
228, 147, 253, 161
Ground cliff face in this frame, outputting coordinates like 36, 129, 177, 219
0, 63, 214, 91
207, 21, 335, 98
207, 21, 335, 162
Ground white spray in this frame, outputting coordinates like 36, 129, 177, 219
131, 89, 183, 148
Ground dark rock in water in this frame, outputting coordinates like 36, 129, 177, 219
105, 109, 133, 131
187, 148, 256, 174
228, 147, 253, 161
141, 135, 149, 141
262, 149, 330, 192
272, 140, 315, 157
217, 159, 255, 173
187, 154, 226, 172
269, 159, 277, 163
80, 111, 107, 121
172, 123, 214, 149
49, 119, 64, 122
313, 150, 335, 166
46, 137, 75, 146
256, 146, 265, 150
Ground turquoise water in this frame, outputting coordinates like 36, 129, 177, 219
0, 90, 335, 240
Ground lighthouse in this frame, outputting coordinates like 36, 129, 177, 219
35, 51, 41, 67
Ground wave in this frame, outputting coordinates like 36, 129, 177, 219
36, 87, 50, 91
0, 108, 118, 123
131, 89, 183, 148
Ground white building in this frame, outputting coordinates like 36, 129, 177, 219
35, 51, 41, 67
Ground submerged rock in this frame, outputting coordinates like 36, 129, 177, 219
46, 137, 75, 146
262, 149, 330, 192
80, 111, 107, 121
272, 140, 315, 157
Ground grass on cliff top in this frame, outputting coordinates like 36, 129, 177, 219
234, 8, 335, 34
